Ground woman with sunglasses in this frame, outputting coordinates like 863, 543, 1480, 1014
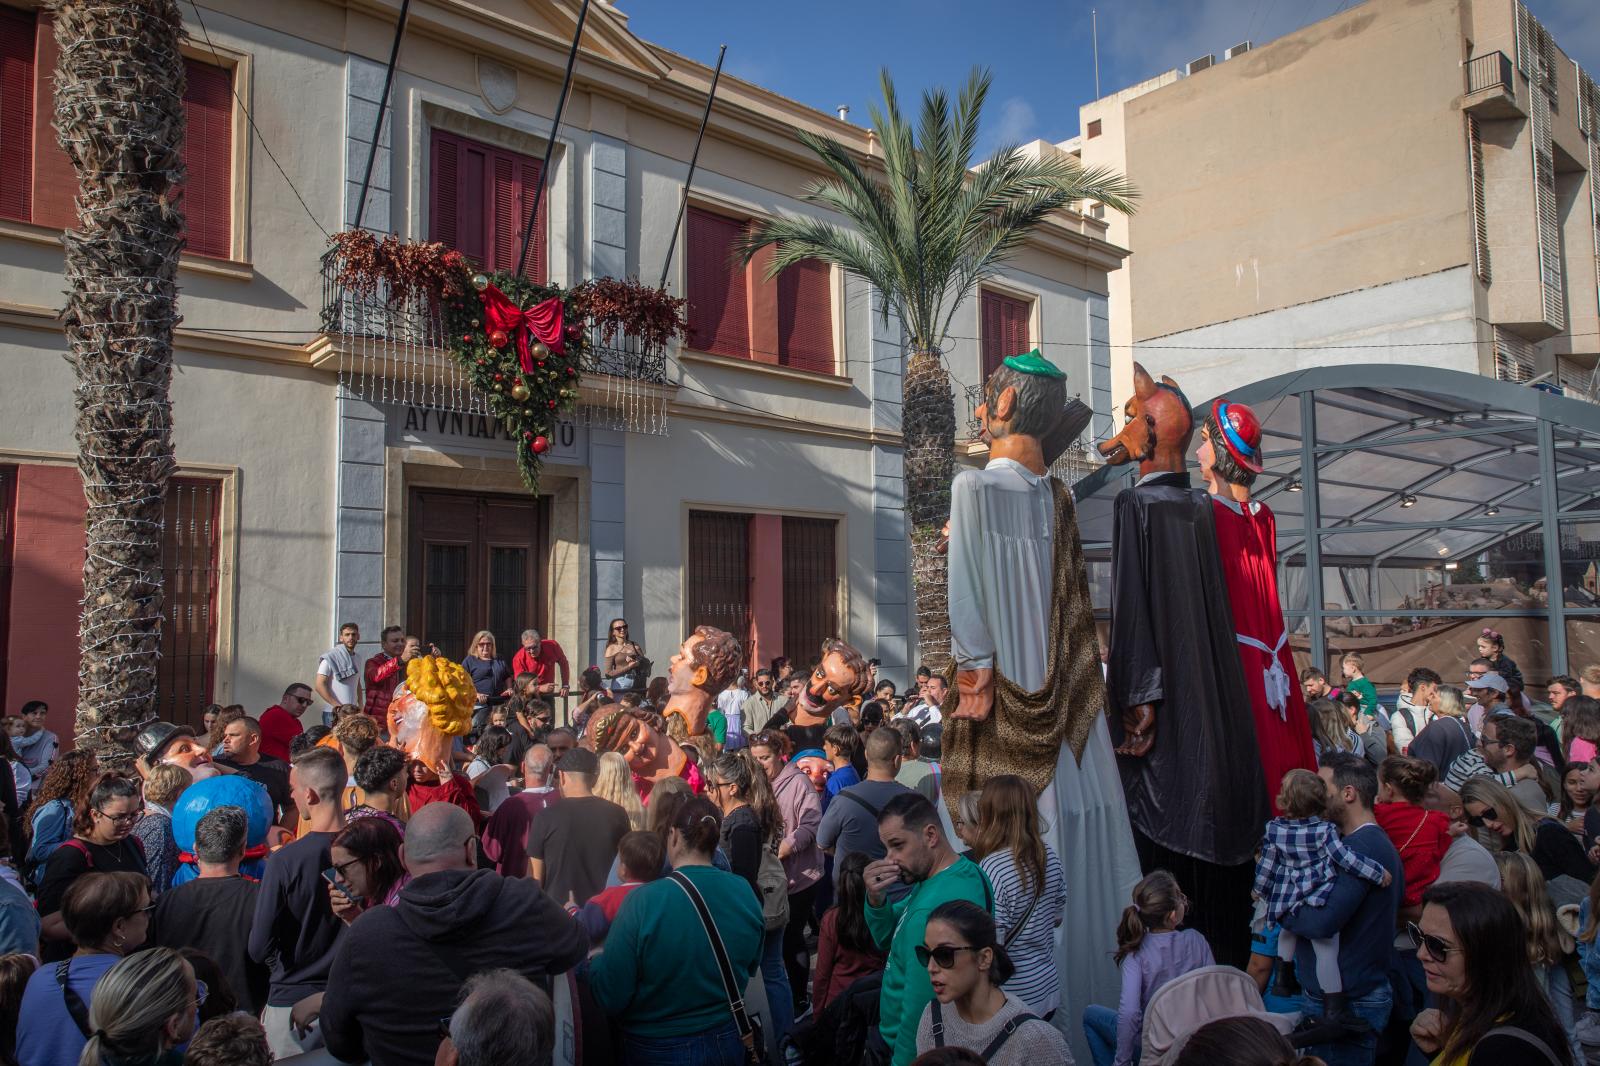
1409, 881, 1572, 1064
15, 871, 155, 1066
604, 620, 646, 698
1458, 778, 1596, 889
913, 900, 1070, 1065
327, 817, 407, 924
37, 776, 148, 963
461, 631, 511, 729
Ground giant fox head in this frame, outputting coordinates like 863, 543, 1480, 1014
1097, 362, 1193, 477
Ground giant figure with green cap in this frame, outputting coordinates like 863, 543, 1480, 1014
941, 349, 1141, 1061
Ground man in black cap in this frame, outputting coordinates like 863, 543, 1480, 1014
525, 747, 631, 908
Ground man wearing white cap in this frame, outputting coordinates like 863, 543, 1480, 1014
1464, 670, 1507, 734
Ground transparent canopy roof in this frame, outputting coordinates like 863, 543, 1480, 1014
1072, 365, 1600, 685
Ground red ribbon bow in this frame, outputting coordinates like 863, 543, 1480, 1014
478, 283, 565, 375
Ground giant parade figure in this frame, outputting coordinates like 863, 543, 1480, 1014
941, 350, 1141, 1052
1097, 364, 1270, 964
1197, 398, 1317, 810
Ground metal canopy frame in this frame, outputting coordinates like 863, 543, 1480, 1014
1073, 364, 1600, 679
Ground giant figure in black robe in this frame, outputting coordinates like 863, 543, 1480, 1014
1099, 367, 1267, 967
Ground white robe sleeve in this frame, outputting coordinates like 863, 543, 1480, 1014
948, 471, 995, 672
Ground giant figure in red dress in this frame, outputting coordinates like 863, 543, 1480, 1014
1198, 399, 1318, 805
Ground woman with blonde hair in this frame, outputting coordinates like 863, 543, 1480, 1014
1308, 699, 1356, 762
76, 947, 199, 1066
461, 630, 510, 728
1461, 777, 1597, 888
1494, 851, 1578, 1044
596, 752, 647, 832
969, 775, 1065, 1019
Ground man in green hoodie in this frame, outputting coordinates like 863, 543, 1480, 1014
863, 791, 992, 1066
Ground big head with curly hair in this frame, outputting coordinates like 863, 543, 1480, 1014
789, 638, 871, 725
662, 625, 743, 740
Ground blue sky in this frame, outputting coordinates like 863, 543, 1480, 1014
627, 0, 1599, 156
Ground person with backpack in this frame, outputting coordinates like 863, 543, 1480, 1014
36, 775, 148, 963
705, 750, 794, 1046
14, 871, 153, 1066
22, 751, 100, 887
912, 900, 1070, 1064
818, 728, 913, 887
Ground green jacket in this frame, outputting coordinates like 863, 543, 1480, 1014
865, 855, 992, 1066
589, 864, 763, 1037
1347, 676, 1380, 717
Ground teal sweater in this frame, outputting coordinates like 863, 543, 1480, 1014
865, 855, 992, 1066
589, 864, 764, 1037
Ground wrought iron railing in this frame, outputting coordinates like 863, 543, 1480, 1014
1466, 52, 1513, 96
319, 250, 670, 387
960, 380, 1101, 483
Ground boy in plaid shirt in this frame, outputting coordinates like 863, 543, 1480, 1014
1254, 769, 1392, 1015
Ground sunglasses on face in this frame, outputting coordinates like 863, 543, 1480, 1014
915, 943, 979, 969
1407, 922, 1461, 960
1467, 806, 1498, 828
292, 695, 313, 706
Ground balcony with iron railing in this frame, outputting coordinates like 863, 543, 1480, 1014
310, 250, 674, 429
1463, 51, 1521, 118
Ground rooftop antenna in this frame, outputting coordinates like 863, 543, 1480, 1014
1092, 8, 1101, 98
837, 104, 850, 121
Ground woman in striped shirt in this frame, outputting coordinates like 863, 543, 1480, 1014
970, 774, 1067, 1018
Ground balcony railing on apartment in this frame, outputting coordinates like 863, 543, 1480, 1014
1463, 52, 1520, 117
961, 382, 1102, 484
317, 251, 671, 432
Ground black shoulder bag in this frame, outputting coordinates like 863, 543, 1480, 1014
929, 1000, 1042, 1058
669, 871, 769, 1066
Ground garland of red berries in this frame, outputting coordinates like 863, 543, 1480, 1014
439, 271, 585, 494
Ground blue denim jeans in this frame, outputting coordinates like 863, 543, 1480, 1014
761, 926, 794, 1045
1082, 1003, 1127, 1066
1303, 984, 1392, 1066
621, 1019, 744, 1066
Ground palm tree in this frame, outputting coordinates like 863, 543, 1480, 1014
53, 0, 186, 762
740, 68, 1136, 669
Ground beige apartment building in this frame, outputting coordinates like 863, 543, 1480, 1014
0, 0, 1122, 731
1060, 0, 1599, 407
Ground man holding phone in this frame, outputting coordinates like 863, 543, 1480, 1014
862, 792, 992, 1066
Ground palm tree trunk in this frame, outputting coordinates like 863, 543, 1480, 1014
903, 349, 956, 672
54, 0, 186, 762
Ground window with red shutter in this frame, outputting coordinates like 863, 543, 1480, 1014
980, 289, 1032, 379
0, 5, 34, 223
686, 207, 750, 359
179, 58, 233, 259
776, 258, 834, 375
429, 129, 546, 283
29, 13, 75, 231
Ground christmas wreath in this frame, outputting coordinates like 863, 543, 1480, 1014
327, 232, 686, 494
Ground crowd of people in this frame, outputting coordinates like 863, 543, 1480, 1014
3, 621, 1599, 1066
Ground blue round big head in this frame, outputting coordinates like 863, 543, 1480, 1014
170, 773, 275, 885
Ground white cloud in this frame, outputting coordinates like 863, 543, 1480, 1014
1097, 0, 1359, 89
983, 96, 1041, 156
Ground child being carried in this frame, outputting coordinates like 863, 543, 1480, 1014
1253, 769, 1393, 1021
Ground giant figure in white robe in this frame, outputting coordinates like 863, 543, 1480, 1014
942, 350, 1142, 1061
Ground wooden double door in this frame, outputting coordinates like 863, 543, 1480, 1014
407, 489, 547, 663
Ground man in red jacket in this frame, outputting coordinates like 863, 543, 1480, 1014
511, 628, 569, 696
364, 625, 412, 720
258, 684, 311, 762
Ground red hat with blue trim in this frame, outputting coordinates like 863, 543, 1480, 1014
1211, 399, 1264, 474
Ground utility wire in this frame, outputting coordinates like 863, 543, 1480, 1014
187, 0, 330, 240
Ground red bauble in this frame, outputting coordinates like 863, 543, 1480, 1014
566, 367, 576, 376
488, 329, 509, 349
537, 361, 545, 369
523, 431, 534, 441
564, 324, 582, 341
532, 435, 550, 454
461, 334, 473, 343
493, 373, 504, 383
547, 400, 557, 409
475, 358, 486, 366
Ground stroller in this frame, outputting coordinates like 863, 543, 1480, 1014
1140, 965, 1301, 1065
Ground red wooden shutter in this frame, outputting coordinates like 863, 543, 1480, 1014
487, 149, 545, 282
516, 155, 546, 284
776, 258, 834, 374
980, 290, 1031, 379
429, 129, 460, 250
781, 516, 837, 665
29, 14, 75, 230
157, 476, 221, 728
429, 129, 487, 265
179, 58, 232, 259
0, 6, 33, 222
686, 206, 749, 359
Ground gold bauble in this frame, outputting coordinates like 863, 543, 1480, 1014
471, 274, 489, 292
510, 382, 530, 402
531, 341, 550, 359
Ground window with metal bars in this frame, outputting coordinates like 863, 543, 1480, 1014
781, 517, 838, 666
1492, 326, 1536, 383
686, 511, 753, 668
1466, 115, 1490, 284
157, 478, 221, 730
